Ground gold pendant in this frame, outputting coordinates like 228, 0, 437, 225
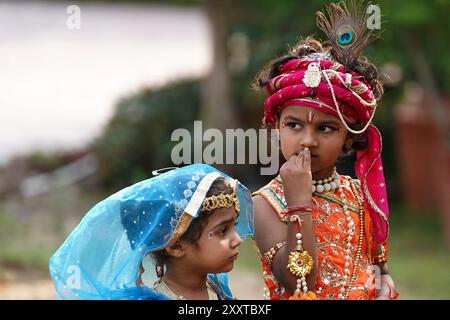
287, 250, 314, 277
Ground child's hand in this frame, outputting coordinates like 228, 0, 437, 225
280, 147, 312, 207
375, 274, 398, 300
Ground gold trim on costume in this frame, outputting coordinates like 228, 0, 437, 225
360, 126, 389, 241
167, 213, 193, 247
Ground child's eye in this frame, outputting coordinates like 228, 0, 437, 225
285, 122, 302, 129
219, 227, 228, 235
319, 125, 336, 133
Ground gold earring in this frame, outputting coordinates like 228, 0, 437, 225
345, 139, 353, 150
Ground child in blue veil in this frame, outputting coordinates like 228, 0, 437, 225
49, 164, 254, 300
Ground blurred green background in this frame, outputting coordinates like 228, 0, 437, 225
1, 0, 449, 299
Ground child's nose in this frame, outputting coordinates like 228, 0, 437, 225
231, 230, 242, 248
300, 129, 318, 148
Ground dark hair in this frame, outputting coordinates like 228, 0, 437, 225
150, 177, 234, 272
343, 130, 369, 156
257, 37, 379, 153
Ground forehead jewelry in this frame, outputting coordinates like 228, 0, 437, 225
201, 179, 240, 213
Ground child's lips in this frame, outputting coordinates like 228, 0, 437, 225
229, 253, 239, 262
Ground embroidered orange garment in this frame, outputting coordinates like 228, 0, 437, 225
253, 175, 388, 300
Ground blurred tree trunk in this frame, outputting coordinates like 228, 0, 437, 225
407, 34, 449, 142
201, 0, 234, 130
404, 34, 450, 247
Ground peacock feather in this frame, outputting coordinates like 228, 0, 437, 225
316, 1, 379, 71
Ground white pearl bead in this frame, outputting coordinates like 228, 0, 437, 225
318, 180, 323, 184
324, 183, 331, 191
330, 182, 337, 189
297, 240, 302, 245
347, 236, 352, 241
295, 289, 301, 296
296, 233, 302, 239
297, 279, 302, 284
340, 287, 346, 293
338, 294, 344, 299
312, 185, 316, 193
344, 268, 350, 274
316, 184, 324, 193
345, 262, 350, 268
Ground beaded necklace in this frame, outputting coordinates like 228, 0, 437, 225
312, 167, 341, 193
338, 180, 365, 300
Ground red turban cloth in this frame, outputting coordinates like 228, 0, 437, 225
264, 56, 389, 244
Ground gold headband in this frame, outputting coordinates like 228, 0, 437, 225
201, 179, 240, 213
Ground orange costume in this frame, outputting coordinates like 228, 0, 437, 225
254, 175, 388, 300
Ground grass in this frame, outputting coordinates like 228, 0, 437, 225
0, 186, 103, 279
234, 238, 261, 272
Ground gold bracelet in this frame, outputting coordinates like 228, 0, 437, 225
372, 256, 388, 264
262, 240, 287, 271
372, 245, 387, 264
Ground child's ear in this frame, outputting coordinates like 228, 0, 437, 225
165, 241, 186, 258
344, 133, 354, 151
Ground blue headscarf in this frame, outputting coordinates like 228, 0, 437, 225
49, 164, 254, 300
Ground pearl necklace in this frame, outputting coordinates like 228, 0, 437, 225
337, 180, 365, 300
312, 167, 341, 193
